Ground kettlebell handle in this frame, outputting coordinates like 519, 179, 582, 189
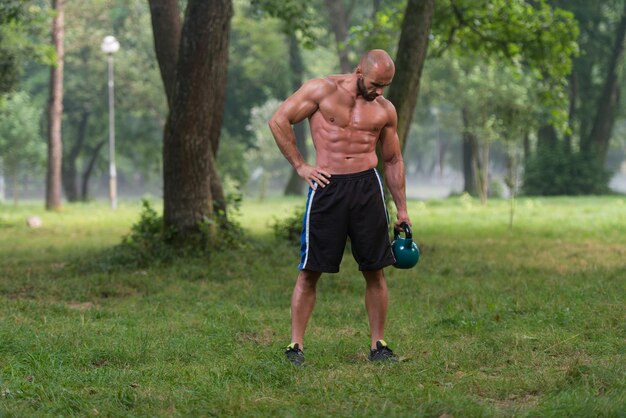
394, 222, 412, 240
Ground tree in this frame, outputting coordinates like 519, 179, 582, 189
46, 0, 64, 211
586, 0, 626, 161
250, 0, 319, 196
148, 0, 232, 239
283, 34, 310, 196
386, 0, 434, 152
0, 92, 45, 204
245, 98, 292, 200
431, 0, 578, 196
324, 0, 355, 72
0, 1, 51, 96
55, 1, 166, 201
523, 0, 624, 195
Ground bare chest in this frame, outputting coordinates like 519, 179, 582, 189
312, 91, 388, 134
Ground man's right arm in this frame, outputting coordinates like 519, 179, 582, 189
268, 78, 333, 189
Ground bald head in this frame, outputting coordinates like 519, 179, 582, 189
358, 49, 395, 78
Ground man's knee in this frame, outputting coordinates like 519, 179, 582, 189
298, 270, 321, 289
362, 269, 386, 286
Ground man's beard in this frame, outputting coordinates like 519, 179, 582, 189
357, 78, 378, 101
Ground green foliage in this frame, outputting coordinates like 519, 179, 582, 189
429, 55, 541, 144
0, 1, 52, 94
224, 0, 291, 143
431, 0, 580, 132
270, 205, 304, 243
249, 0, 320, 48
523, 145, 611, 195
244, 98, 292, 197
62, 1, 165, 180
216, 135, 249, 193
348, 0, 406, 53
0, 91, 45, 184
111, 199, 178, 267
109, 198, 246, 269
552, 0, 625, 144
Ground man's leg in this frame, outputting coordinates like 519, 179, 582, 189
291, 269, 322, 349
362, 269, 388, 349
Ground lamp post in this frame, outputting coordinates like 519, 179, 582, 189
101, 35, 120, 209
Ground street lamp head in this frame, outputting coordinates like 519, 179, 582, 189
101, 35, 120, 54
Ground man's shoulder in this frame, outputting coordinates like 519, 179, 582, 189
376, 97, 398, 125
302, 77, 338, 94
376, 96, 396, 113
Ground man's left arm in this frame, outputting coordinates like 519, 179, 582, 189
379, 102, 411, 231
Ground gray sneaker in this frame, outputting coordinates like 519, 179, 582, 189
368, 340, 398, 362
285, 343, 305, 366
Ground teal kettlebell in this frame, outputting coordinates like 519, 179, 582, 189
392, 222, 420, 269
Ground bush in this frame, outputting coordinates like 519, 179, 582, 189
522, 146, 611, 195
113, 199, 178, 267
271, 206, 304, 243
102, 198, 245, 269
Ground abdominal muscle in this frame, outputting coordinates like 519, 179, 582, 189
309, 115, 381, 175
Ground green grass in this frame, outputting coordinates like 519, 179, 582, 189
1, 196, 625, 417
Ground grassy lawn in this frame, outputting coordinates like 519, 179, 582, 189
0, 196, 625, 417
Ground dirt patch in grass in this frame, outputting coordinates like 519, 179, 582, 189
505, 241, 626, 274
486, 392, 540, 411
237, 328, 275, 346
66, 301, 96, 311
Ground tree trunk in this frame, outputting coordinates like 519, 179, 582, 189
62, 111, 89, 202
147, 0, 181, 109
438, 138, 447, 178
565, 71, 577, 152
284, 33, 308, 196
81, 140, 105, 201
472, 140, 489, 205
155, 0, 232, 238
523, 132, 530, 161
587, 1, 626, 160
372, 0, 382, 18
480, 142, 489, 202
324, 0, 353, 73
461, 108, 476, 195
11, 167, 19, 206
0, 161, 5, 203
149, 0, 229, 223
386, 0, 434, 152
46, 0, 64, 211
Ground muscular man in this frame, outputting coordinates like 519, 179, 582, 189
268, 49, 411, 365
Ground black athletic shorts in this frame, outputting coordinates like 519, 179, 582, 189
298, 168, 396, 273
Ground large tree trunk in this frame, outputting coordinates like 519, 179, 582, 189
284, 33, 308, 196
324, 0, 353, 73
152, 0, 232, 238
62, 111, 89, 202
46, 0, 64, 210
386, 0, 434, 152
587, 1, 626, 160
149, 0, 229, 221
81, 140, 105, 201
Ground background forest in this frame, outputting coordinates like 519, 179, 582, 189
2, 0, 626, 209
